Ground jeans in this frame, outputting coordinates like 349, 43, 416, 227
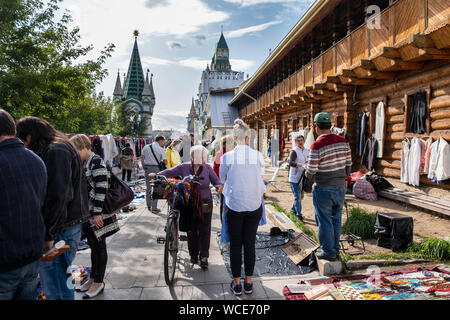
84, 224, 107, 283
0, 260, 40, 300
144, 165, 160, 210
38, 224, 81, 300
290, 182, 304, 218
122, 169, 132, 182
312, 185, 346, 258
227, 204, 263, 278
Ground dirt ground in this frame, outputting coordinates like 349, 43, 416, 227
263, 167, 450, 256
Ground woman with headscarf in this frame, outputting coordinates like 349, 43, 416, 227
149, 146, 223, 270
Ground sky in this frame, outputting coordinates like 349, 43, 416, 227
59, 0, 315, 132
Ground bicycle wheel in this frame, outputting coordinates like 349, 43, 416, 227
164, 216, 178, 286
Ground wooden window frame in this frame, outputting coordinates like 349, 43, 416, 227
403, 85, 431, 136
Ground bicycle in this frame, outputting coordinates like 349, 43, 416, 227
149, 174, 200, 286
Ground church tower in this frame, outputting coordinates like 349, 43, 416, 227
187, 97, 199, 134
210, 30, 231, 71
113, 30, 155, 136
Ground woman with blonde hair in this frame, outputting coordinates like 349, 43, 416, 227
149, 145, 223, 269
69, 134, 119, 299
165, 138, 182, 169
220, 119, 266, 296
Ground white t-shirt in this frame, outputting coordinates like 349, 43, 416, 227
143, 142, 166, 166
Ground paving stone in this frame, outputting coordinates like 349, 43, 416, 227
260, 279, 290, 299
140, 286, 183, 300
182, 284, 226, 300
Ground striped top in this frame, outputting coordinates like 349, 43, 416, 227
86, 153, 109, 215
305, 134, 352, 186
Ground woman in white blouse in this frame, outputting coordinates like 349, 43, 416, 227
220, 119, 266, 297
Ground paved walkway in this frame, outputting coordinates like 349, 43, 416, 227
73, 197, 319, 300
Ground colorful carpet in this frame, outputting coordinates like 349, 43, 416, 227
283, 266, 450, 300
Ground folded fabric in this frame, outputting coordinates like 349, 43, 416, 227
352, 179, 378, 201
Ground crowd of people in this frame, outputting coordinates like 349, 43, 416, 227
1, 106, 352, 300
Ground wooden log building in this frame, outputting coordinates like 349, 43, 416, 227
229, 0, 450, 192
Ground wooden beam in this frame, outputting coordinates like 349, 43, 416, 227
339, 76, 375, 86
372, 56, 424, 71
381, 47, 401, 59
353, 67, 397, 80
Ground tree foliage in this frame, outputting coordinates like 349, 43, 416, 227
0, 0, 116, 133
111, 103, 148, 137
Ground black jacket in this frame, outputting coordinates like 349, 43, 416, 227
0, 138, 47, 273
38, 142, 90, 241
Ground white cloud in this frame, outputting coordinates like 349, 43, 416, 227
61, 0, 229, 58
224, 0, 313, 7
178, 57, 210, 70
225, 21, 282, 38
141, 57, 175, 66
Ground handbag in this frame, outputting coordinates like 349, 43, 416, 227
150, 144, 166, 171
102, 164, 135, 214
299, 170, 313, 193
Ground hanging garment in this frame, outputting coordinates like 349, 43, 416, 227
356, 112, 367, 156
433, 138, 450, 183
361, 136, 378, 171
423, 137, 433, 174
407, 137, 425, 186
427, 139, 440, 180
410, 91, 427, 134
375, 101, 385, 158
304, 128, 315, 149
401, 140, 410, 183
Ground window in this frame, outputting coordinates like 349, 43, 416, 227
405, 89, 430, 135
223, 50, 228, 57
218, 50, 222, 57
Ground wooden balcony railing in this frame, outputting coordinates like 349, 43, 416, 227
239, 0, 449, 119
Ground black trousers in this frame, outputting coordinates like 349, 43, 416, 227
226, 204, 263, 278
84, 224, 108, 283
188, 199, 213, 259
122, 169, 132, 181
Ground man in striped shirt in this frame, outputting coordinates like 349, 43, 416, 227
306, 112, 352, 261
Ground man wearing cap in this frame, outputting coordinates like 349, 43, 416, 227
305, 112, 352, 261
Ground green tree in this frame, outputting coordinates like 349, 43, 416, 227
111, 103, 148, 137
0, 0, 115, 133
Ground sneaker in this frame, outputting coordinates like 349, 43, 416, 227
297, 215, 304, 222
230, 281, 242, 296
315, 251, 337, 261
200, 257, 208, 270
244, 282, 253, 295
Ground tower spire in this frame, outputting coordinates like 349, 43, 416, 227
122, 30, 145, 100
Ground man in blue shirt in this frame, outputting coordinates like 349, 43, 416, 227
0, 109, 48, 300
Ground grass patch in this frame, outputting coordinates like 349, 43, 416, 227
342, 237, 450, 263
342, 207, 377, 240
407, 237, 450, 261
271, 202, 319, 243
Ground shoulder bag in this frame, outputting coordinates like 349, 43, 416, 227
150, 144, 167, 171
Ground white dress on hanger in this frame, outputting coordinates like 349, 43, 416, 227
375, 101, 385, 158
401, 140, 410, 183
